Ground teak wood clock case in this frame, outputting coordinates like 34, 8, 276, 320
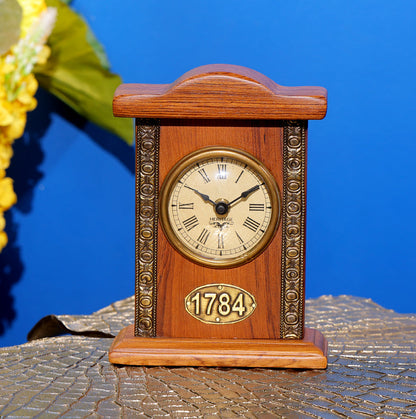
109, 64, 328, 369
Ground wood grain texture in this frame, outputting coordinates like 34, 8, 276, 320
156, 119, 292, 339
109, 325, 327, 369
113, 64, 327, 120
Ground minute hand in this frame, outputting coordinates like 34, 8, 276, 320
229, 185, 260, 206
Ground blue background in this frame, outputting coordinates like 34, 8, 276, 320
1, 0, 415, 347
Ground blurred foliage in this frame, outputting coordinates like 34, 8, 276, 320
34, 0, 133, 144
0, 0, 23, 55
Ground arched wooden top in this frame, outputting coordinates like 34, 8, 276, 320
113, 64, 327, 120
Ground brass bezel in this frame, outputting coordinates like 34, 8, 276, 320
159, 147, 281, 268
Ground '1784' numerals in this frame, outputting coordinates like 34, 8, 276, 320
185, 284, 257, 324
190, 292, 246, 317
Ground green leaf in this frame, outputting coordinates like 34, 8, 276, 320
34, 0, 133, 144
0, 0, 22, 55
86, 27, 110, 71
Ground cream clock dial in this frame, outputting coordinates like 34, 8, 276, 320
160, 147, 281, 268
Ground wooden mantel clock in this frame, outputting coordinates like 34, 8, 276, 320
109, 64, 328, 369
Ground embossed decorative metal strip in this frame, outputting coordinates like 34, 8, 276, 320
280, 121, 307, 339
135, 119, 160, 337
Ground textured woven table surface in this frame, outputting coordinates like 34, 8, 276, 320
0, 295, 415, 418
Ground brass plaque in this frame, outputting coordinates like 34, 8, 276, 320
185, 284, 256, 324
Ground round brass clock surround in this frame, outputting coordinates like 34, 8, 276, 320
160, 147, 281, 268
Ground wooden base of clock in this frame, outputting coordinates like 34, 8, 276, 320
109, 325, 328, 369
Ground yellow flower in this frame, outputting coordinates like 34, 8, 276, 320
0, 229, 8, 252
17, 74, 38, 106
36, 45, 51, 65
0, 177, 17, 211
0, 60, 14, 78
0, 104, 14, 127
0, 206, 8, 251
0, 211, 5, 231
3, 110, 27, 141
0, 143, 14, 170
17, 0, 47, 38
0, 2, 55, 252
0, 211, 6, 251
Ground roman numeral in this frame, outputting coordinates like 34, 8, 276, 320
243, 217, 260, 232
217, 164, 227, 179
218, 232, 224, 249
197, 228, 210, 245
179, 203, 194, 210
249, 203, 265, 211
198, 168, 210, 183
183, 215, 199, 231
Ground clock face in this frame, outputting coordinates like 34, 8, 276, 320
160, 147, 281, 268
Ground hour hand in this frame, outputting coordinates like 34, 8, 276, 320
184, 185, 216, 206
229, 184, 260, 206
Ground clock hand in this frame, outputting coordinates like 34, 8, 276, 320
228, 184, 260, 206
184, 185, 231, 216
184, 185, 216, 206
